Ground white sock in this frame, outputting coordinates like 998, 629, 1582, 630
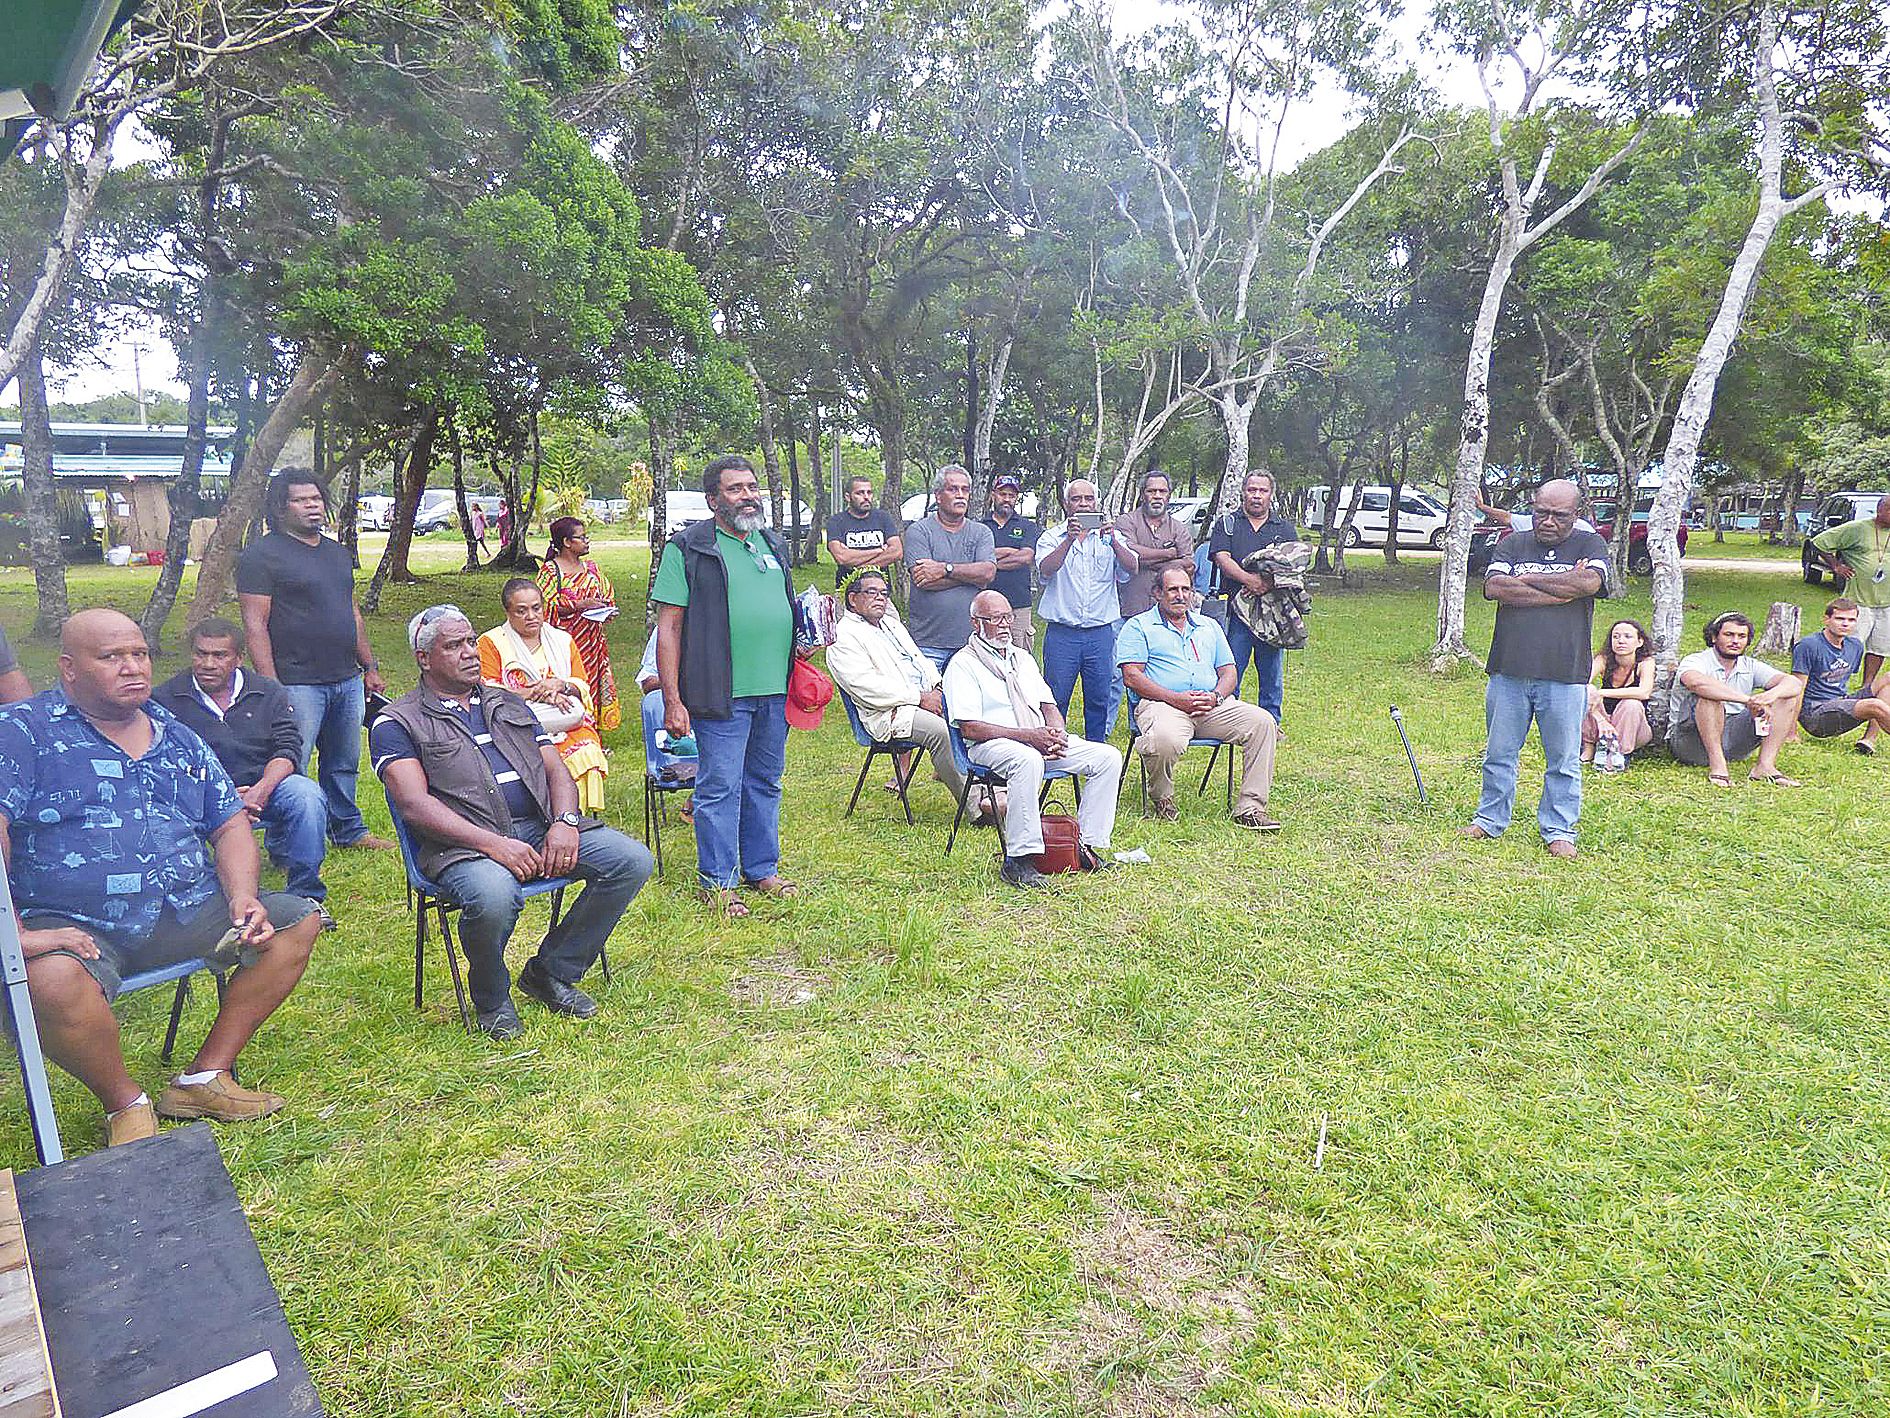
174, 1069, 224, 1087
108, 1093, 150, 1117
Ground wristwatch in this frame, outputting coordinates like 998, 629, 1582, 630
556, 811, 581, 828
945, 563, 956, 579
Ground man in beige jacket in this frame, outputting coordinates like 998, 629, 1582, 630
825, 570, 968, 804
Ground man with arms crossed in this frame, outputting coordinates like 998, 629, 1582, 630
978, 473, 1041, 653
1115, 470, 1195, 620
0, 610, 321, 1144
1465, 479, 1608, 859
1791, 597, 1890, 754
1668, 611, 1805, 786
903, 465, 997, 672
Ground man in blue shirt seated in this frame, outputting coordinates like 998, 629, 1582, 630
373, 605, 654, 1041
1791, 596, 1890, 754
0, 609, 321, 1147
1116, 565, 1281, 830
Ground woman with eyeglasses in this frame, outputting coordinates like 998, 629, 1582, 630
826, 570, 971, 811
536, 518, 622, 731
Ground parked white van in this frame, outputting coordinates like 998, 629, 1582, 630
1302, 485, 1450, 548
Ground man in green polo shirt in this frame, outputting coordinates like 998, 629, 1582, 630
1813, 495, 1890, 686
653, 456, 798, 916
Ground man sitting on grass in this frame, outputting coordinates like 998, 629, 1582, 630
943, 591, 1122, 888
0, 609, 321, 1146
154, 616, 334, 929
1791, 597, 1890, 756
374, 606, 654, 1041
1668, 611, 1806, 787
1118, 564, 1281, 830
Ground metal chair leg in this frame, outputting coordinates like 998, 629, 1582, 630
1198, 744, 1221, 796
946, 778, 971, 853
438, 903, 473, 1032
845, 749, 874, 817
413, 894, 428, 1010
1225, 740, 1235, 810
548, 888, 564, 931
892, 748, 916, 825
213, 971, 238, 1084
161, 978, 190, 1063
647, 780, 664, 876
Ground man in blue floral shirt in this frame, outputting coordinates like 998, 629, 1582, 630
0, 610, 321, 1146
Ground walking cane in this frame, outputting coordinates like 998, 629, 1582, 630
1388, 705, 1427, 805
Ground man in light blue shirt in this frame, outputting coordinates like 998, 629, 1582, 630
1117, 564, 1281, 829
1037, 478, 1136, 742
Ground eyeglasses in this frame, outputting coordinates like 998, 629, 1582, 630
970, 613, 1011, 625
1533, 509, 1576, 522
851, 586, 891, 600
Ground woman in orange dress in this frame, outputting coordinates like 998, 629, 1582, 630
479, 578, 609, 812
535, 516, 621, 731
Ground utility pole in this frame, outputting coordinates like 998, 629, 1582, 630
130, 340, 149, 427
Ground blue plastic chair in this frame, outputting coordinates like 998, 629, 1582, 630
839, 689, 920, 824
121, 956, 231, 1070
384, 804, 587, 1033
942, 712, 1081, 855
640, 689, 696, 878
1124, 690, 1235, 813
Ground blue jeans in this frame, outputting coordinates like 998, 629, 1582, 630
259, 772, 328, 901
1042, 621, 1121, 743
283, 675, 369, 845
918, 646, 957, 675
436, 822, 654, 1014
1475, 674, 1587, 843
1226, 616, 1285, 725
691, 694, 788, 890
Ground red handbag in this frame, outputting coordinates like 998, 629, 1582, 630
1032, 795, 1083, 875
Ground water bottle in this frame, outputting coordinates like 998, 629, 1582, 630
655, 729, 698, 757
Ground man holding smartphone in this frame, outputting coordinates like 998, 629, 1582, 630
1038, 479, 1139, 742
0, 610, 323, 1147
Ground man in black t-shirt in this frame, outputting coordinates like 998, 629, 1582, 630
237, 469, 393, 852
1208, 471, 1298, 722
1465, 479, 1608, 859
979, 473, 1043, 653
825, 475, 903, 586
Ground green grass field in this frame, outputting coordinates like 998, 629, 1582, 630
0, 543, 1884, 1416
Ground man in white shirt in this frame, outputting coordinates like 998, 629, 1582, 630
1037, 479, 1138, 742
1669, 611, 1805, 786
943, 591, 1123, 888
825, 569, 967, 803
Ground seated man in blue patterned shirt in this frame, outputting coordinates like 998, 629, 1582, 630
0, 610, 321, 1147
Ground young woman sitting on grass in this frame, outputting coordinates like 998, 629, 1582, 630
1583, 617, 1656, 771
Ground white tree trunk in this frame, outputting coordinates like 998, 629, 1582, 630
1212, 389, 1256, 516
1432, 237, 1520, 668
1647, 0, 1822, 665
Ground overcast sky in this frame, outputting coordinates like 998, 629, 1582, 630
47, 0, 1487, 407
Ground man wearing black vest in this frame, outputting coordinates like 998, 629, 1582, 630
653, 455, 799, 918
372, 605, 653, 1040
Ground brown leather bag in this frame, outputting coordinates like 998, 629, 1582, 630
1032, 795, 1083, 874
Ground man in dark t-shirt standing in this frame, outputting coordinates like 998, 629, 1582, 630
979, 473, 1042, 653
1466, 478, 1608, 859
824, 476, 903, 587
237, 468, 393, 852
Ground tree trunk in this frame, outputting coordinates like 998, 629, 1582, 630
450, 419, 479, 570
1648, 1, 1815, 665
339, 443, 362, 567
1383, 429, 1407, 567
189, 351, 340, 620
362, 412, 438, 613
1211, 390, 1256, 518
866, 376, 907, 515
523, 410, 546, 547
1754, 600, 1800, 657
747, 359, 785, 532
141, 275, 222, 648
970, 332, 1014, 520
1433, 235, 1521, 669
963, 327, 978, 473
784, 394, 809, 566
807, 403, 830, 566
646, 417, 674, 626
18, 344, 68, 637
1777, 461, 1807, 546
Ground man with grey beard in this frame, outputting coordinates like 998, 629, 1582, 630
653, 455, 799, 917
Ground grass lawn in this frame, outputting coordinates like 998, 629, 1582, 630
1686, 530, 1803, 561
0, 543, 1885, 1416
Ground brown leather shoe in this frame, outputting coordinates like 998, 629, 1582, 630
1545, 839, 1578, 860
1233, 810, 1281, 832
1146, 796, 1179, 821
340, 834, 396, 851
157, 1072, 285, 1123
1461, 824, 1494, 840
106, 1100, 158, 1146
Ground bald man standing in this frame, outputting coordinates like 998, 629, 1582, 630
0, 610, 321, 1145
1465, 479, 1609, 859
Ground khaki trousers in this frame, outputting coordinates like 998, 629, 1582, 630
1134, 697, 1276, 815
1009, 609, 1035, 655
